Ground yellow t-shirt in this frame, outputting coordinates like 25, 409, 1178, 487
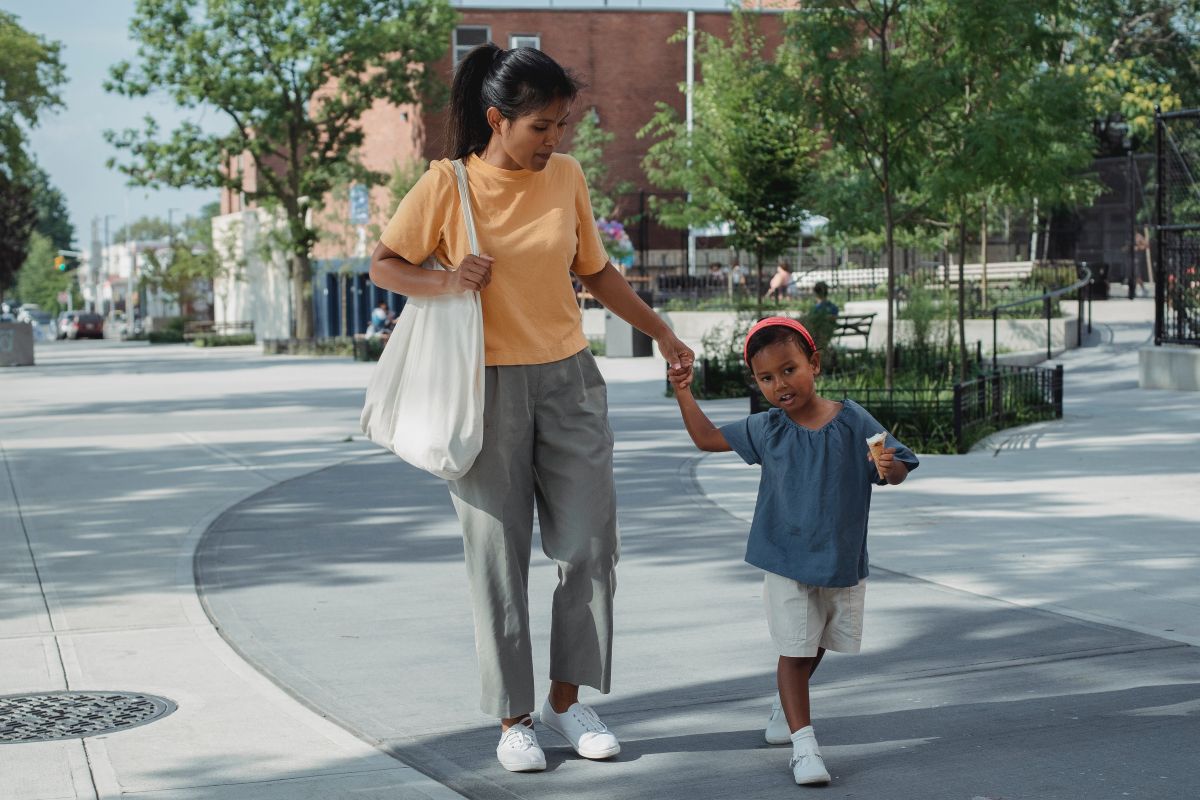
380, 153, 609, 366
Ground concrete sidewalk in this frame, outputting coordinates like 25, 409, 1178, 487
1, 340, 463, 799
195, 298, 1197, 799
3, 299, 1198, 800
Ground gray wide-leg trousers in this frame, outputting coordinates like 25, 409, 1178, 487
449, 348, 619, 718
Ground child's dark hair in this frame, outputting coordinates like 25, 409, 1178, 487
446, 45, 583, 160
813, 281, 829, 299
746, 325, 816, 367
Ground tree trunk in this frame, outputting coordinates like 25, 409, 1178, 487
956, 216, 969, 381
755, 247, 765, 317
884, 199, 896, 391
292, 252, 313, 340
980, 197, 989, 308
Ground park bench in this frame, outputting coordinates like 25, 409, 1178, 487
830, 312, 875, 351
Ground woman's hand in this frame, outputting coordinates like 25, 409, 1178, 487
446, 254, 494, 293
656, 331, 694, 373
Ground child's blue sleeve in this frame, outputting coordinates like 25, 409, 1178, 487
719, 413, 767, 466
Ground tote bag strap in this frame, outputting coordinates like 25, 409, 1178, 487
450, 159, 480, 257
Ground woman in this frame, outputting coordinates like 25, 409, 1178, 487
368, 44, 693, 772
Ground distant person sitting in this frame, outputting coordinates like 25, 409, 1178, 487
767, 260, 794, 301
812, 282, 838, 318
368, 302, 390, 337
708, 262, 727, 285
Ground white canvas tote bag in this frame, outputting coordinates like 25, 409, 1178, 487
359, 159, 484, 480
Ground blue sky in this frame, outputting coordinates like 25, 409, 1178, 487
6, 1, 219, 247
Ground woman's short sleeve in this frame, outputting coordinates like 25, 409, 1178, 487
379, 164, 452, 266
570, 158, 609, 277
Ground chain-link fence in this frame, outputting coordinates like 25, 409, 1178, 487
1156, 109, 1200, 346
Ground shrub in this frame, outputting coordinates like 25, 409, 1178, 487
148, 330, 185, 344
194, 333, 256, 347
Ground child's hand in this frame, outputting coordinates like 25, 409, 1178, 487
668, 365, 693, 392
869, 446, 902, 482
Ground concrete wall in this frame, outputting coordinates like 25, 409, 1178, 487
585, 304, 1081, 361
212, 209, 293, 340
1139, 345, 1200, 391
0, 322, 35, 367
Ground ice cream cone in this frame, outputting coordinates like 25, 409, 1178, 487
866, 432, 887, 479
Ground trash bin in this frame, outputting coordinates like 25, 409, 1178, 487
605, 311, 653, 357
1089, 262, 1110, 300
0, 322, 35, 367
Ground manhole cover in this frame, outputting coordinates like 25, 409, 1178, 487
0, 691, 176, 744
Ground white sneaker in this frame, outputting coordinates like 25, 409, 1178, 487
496, 718, 546, 772
765, 694, 791, 745
539, 699, 621, 759
790, 727, 831, 785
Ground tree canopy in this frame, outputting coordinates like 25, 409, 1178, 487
105, 0, 457, 338
0, 10, 66, 178
641, 12, 822, 302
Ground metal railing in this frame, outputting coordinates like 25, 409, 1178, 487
987, 264, 1093, 368
952, 364, 1063, 453
1155, 107, 1200, 347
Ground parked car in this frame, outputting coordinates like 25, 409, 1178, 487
58, 311, 105, 340
17, 306, 56, 341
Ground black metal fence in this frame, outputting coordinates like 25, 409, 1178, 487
738, 361, 1063, 454
952, 364, 1063, 453
1155, 108, 1200, 347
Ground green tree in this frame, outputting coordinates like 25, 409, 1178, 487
105, 0, 457, 339
920, 0, 1096, 375
786, 1, 960, 388
641, 11, 822, 311
14, 231, 80, 313
0, 11, 66, 177
570, 108, 633, 222
113, 216, 174, 243
0, 171, 38, 296
27, 166, 74, 250
1065, 0, 1200, 151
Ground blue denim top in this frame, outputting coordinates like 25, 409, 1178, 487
719, 399, 919, 587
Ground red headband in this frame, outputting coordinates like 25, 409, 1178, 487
743, 317, 817, 365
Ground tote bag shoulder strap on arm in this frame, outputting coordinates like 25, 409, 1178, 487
451, 159, 479, 257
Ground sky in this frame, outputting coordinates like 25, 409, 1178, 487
5, 1, 220, 248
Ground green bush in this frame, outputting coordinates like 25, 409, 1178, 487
194, 333, 256, 347
148, 330, 185, 344
588, 336, 606, 357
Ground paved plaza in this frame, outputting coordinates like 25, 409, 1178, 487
2, 297, 1197, 799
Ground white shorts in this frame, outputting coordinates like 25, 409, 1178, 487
763, 572, 866, 657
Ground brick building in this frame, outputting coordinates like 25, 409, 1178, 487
216, 1, 787, 338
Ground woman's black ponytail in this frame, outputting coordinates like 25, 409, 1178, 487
445, 44, 584, 160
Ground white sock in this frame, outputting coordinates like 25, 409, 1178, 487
790, 725, 817, 752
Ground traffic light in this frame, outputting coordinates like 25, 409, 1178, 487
54, 251, 82, 272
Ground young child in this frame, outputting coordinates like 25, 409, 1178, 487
668, 316, 917, 786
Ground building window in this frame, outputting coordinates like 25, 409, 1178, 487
454, 26, 490, 64
509, 34, 541, 51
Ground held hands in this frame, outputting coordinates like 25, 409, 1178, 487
658, 332, 695, 391
447, 254, 494, 293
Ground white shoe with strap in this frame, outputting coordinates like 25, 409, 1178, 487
496, 716, 547, 772
790, 726, 831, 785
765, 694, 791, 745
539, 699, 621, 759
